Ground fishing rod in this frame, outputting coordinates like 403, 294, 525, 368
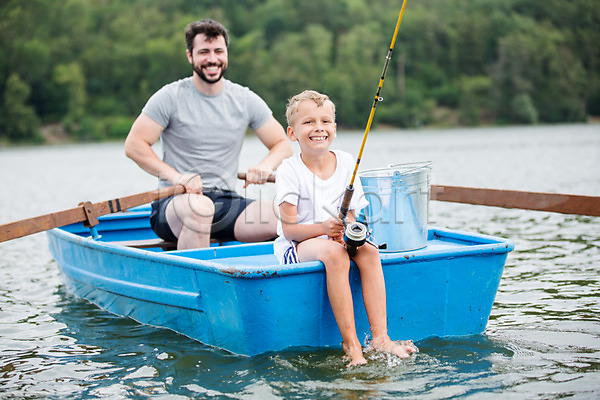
338, 0, 408, 222
339, 0, 408, 254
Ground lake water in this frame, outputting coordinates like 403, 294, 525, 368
0, 124, 599, 399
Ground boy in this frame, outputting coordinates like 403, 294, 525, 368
274, 90, 418, 366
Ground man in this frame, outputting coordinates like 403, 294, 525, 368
125, 19, 292, 249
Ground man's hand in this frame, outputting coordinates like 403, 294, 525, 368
243, 166, 273, 188
174, 173, 203, 194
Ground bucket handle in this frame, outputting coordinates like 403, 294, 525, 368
389, 161, 432, 186
359, 161, 432, 181
393, 170, 403, 182
388, 161, 433, 175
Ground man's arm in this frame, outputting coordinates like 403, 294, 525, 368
245, 116, 293, 187
124, 113, 201, 193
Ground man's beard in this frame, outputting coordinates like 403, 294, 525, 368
193, 62, 227, 84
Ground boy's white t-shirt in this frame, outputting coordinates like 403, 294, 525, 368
273, 150, 369, 263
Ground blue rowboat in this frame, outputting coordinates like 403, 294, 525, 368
46, 206, 514, 356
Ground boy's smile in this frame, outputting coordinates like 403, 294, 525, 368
308, 134, 328, 143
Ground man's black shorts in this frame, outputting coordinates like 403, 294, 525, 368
150, 189, 255, 243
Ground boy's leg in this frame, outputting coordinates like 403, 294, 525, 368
352, 244, 387, 336
353, 244, 418, 357
297, 238, 366, 365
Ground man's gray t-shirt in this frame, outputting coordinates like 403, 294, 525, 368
142, 77, 272, 190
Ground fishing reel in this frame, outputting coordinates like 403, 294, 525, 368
344, 221, 368, 257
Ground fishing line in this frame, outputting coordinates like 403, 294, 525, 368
339, 0, 408, 222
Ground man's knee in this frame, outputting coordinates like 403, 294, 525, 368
189, 194, 216, 219
168, 194, 215, 237
174, 194, 215, 219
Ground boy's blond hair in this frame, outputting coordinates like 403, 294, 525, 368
286, 90, 336, 127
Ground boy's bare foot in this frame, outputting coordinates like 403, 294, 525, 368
342, 342, 367, 367
370, 336, 419, 358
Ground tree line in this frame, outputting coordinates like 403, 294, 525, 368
0, 0, 598, 143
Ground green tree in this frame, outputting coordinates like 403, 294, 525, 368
261, 24, 334, 122
2, 74, 40, 141
0, 0, 598, 144
54, 62, 86, 128
458, 75, 491, 126
490, 16, 586, 123
331, 23, 383, 127
511, 93, 538, 124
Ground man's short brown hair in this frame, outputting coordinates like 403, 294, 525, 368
185, 19, 229, 52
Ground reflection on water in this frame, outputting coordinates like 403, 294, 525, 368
7, 284, 523, 399
0, 125, 599, 398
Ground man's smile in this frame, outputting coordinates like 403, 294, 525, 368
203, 64, 222, 74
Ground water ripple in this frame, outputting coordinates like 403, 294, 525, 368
1, 128, 599, 398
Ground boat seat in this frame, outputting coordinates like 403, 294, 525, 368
110, 238, 177, 250
109, 238, 224, 250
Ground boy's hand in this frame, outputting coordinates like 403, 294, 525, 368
322, 217, 344, 241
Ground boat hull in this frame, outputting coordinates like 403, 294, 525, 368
47, 208, 513, 355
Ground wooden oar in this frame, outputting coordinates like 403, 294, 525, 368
15, 175, 590, 243
0, 185, 185, 243
237, 173, 600, 216
238, 172, 276, 184
430, 185, 600, 216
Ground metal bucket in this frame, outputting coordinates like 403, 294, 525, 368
359, 161, 432, 252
